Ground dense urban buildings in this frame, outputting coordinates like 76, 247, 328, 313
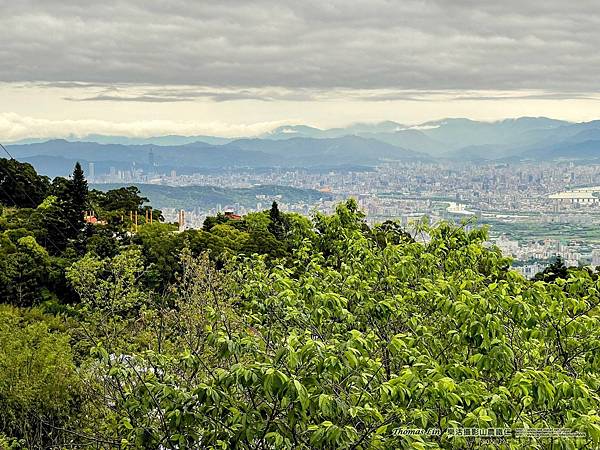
87, 159, 600, 274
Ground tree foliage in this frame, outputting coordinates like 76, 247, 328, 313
66, 161, 89, 231
1, 161, 599, 448
0, 158, 50, 208
534, 255, 569, 282
69, 202, 600, 449
0, 306, 82, 448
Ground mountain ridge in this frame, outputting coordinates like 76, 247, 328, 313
10, 117, 600, 173
7, 135, 427, 177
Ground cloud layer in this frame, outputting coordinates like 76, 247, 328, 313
2, 2, 600, 141
0, 112, 285, 142
1, 0, 600, 92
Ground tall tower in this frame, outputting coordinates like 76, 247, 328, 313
88, 162, 95, 181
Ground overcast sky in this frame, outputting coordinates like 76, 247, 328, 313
2, 0, 600, 140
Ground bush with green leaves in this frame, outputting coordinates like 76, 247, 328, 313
72, 201, 600, 449
0, 305, 82, 448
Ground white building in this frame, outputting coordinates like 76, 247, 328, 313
549, 186, 600, 204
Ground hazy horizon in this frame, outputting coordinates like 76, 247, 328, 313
1, 112, 597, 143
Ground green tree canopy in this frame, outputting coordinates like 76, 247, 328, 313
68, 161, 89, 227
93, 186, 148, 213
0, 158, 50, 208
0, 305, 82, 448
68, 201, 600, 449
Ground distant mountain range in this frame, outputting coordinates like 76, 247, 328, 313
260, 117, 572, 157
11, 134, 233, 146
260, 118, 600, 161
8, 117, 600, 177
7, 135, 427, 178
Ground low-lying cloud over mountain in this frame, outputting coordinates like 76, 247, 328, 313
0, 112, 284, 143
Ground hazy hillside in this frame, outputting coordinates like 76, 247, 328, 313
14, 117, 600, 169
261, 121, 406, 139
526, 140, 600, 160
74, 134, 233, 146
9, 139, 274, 166
260, 117, 571, 158
227, 135, 426, 165
355, 129, 446, 155
9, 134, 233, 146
514, 121, 600, 160
421, 117, 567, 148
8, 135, 426, 176
92, 183, 333, 210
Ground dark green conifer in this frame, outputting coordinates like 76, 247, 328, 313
64, 162, 89, 234
268, 201, 285, 240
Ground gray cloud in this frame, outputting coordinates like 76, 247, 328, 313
451, 93, 600, 102
62, 87, 600, 104
65, 94, 190, 103
1, 0, 600, 93
61, 85, 320, 102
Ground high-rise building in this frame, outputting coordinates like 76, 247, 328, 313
88, 162, 95, 181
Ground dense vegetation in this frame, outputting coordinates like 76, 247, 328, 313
0, 158, 599, 449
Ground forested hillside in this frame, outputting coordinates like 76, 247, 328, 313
91, 183, 332, 211
1, 158, 599, 449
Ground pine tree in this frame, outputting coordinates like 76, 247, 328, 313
268, 201, 286, 240
64, 162, 88, 235
71, 162, 88, 213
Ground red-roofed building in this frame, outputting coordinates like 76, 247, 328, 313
84, 212, 107, 225
224, 211, 242, 220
